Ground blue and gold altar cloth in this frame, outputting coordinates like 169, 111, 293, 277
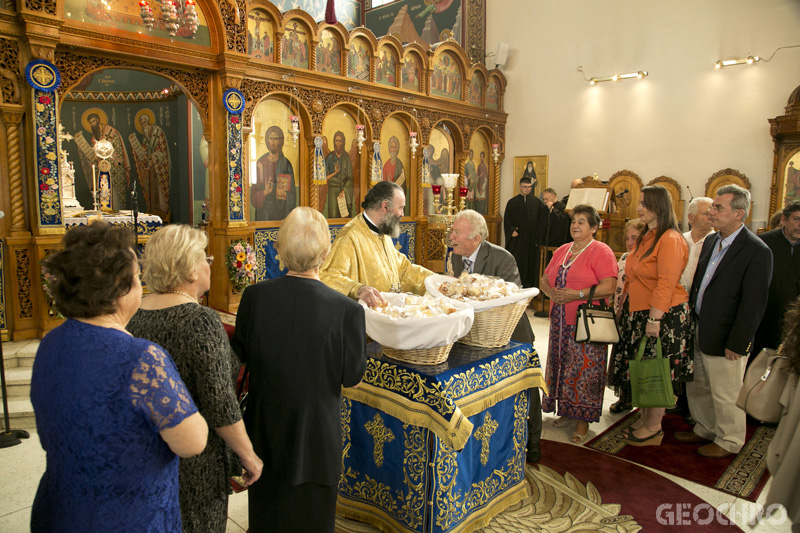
338, 341, 546, 533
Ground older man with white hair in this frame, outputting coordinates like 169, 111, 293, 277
680, 197, 715, 292
449, 209, 542, 463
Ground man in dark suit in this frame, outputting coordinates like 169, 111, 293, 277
677, 185, 772, 458
752, 200, 800, 360
503, 176, 547, 287
449, 209, 542, 463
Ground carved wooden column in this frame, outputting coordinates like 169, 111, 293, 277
2, 111, 26, 234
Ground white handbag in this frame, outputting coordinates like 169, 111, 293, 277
574, 285, 620, 344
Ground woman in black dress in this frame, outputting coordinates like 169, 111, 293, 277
128, 224, 263, 532
232, 206, 367, 532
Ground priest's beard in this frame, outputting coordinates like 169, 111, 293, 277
377, 214, 401, 238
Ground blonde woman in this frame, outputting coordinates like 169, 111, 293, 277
232, 207, 367, 532
128, 224, 262, 533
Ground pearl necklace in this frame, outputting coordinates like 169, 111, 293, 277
164, 290, 198, 304
561, 240, 593, 268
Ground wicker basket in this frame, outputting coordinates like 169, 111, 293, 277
382, 343, 454, 366
458, 297, 533, 348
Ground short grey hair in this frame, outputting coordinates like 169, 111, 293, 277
276, 207, 331, 272
716, 184, 751, 218
688, 196, 712, 216
453, 209, 488, 241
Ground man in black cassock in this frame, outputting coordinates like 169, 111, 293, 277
751, 200, 800, 363
503, 176, 546, 288
542, 187, 572, 248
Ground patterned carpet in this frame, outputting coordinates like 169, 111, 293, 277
586, 411, 773, 502
334, 459, 644, 532
335, 438, 744, 532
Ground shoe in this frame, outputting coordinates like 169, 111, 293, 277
526, 447, 541, 463
697, 443, 735, 458
609, 400, 632, 414
665, 403, 688, 416
674, 431, 710, 444
622, 429, 664, 447
571, 431, 588, 444
552, 416, 573, 428
684, 415, 696, 426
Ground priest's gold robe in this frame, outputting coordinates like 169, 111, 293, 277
320, 214, 433, 299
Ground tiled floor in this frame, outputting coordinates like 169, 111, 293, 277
0, 314, 793, 532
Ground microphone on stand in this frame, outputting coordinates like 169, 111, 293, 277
615, 189, 629, 198
130, 175, 140, 251
686, 185, 694, 201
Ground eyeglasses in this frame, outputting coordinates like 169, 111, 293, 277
205, 255, 214, 265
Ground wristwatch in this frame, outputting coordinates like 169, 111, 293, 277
579, 290, 585, 298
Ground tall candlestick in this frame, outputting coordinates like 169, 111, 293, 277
91, 164, 97, 211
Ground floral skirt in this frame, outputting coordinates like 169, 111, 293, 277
607, 300, 694, 396
541, 309, 608, 423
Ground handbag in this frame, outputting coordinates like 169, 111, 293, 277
736, 348, 791, 423
574, 285, 620, 344
630, 337, 675, 408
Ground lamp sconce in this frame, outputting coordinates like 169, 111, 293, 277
281, 73, 295, 82
714, 56, 759, 69
578, 66, 648, 85
348, 86, 361, 93
402, 96, 414, 103
492, 143, 500, 164
714, 45, 800, 70
409, 132, 418, 157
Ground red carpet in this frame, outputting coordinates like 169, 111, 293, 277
586, 411, 773, 502
538, 439, 744, 531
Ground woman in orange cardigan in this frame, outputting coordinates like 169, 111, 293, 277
608, 185, 693, 446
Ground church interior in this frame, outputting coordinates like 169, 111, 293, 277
1, 0, 799, 531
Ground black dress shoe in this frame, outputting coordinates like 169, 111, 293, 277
609, 400, 632, 414
665, 403, 688, 416
684, 415, 696, 426
526, 446, 541, 464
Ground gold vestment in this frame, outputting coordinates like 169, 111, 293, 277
320, 215, 433, 299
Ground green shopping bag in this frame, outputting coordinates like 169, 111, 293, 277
630, 337, 675, 408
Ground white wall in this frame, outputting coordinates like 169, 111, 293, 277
488, 0, 800, 230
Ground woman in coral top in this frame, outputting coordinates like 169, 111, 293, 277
540, 205, 618, 443
608, 185, 692, 446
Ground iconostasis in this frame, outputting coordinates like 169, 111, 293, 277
0, 0, 506, 338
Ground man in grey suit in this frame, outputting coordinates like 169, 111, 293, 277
449, 209, 542, 463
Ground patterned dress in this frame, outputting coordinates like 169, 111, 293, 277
128, 304, 242, 533
542, 260, 612, 423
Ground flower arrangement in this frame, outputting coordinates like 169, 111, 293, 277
227, 240, 257, 293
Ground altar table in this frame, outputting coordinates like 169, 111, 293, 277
64, 212, 163, 236
337, 341, 546, 533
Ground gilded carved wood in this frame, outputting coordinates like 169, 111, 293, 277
3, 111, 25, 232
53, 51, 210, 122
0, 38, 20, 104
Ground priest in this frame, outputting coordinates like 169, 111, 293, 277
321, 181, 433, 307
503, 176, 547, 288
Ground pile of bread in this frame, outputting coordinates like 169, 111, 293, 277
437, 272, 519, 302
373, 294, 460, 319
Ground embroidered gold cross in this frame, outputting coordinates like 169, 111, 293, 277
474, 412, 499, 466
364, 412, 395, 467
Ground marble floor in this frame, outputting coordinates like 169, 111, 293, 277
0, 312, 792, 532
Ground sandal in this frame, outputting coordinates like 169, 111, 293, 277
609, 400, 632, 414
622, 429, 664, 447
571, 431, 588, 444
552, 416, 573, 428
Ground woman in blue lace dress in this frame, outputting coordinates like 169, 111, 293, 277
31, 222, 209, 532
